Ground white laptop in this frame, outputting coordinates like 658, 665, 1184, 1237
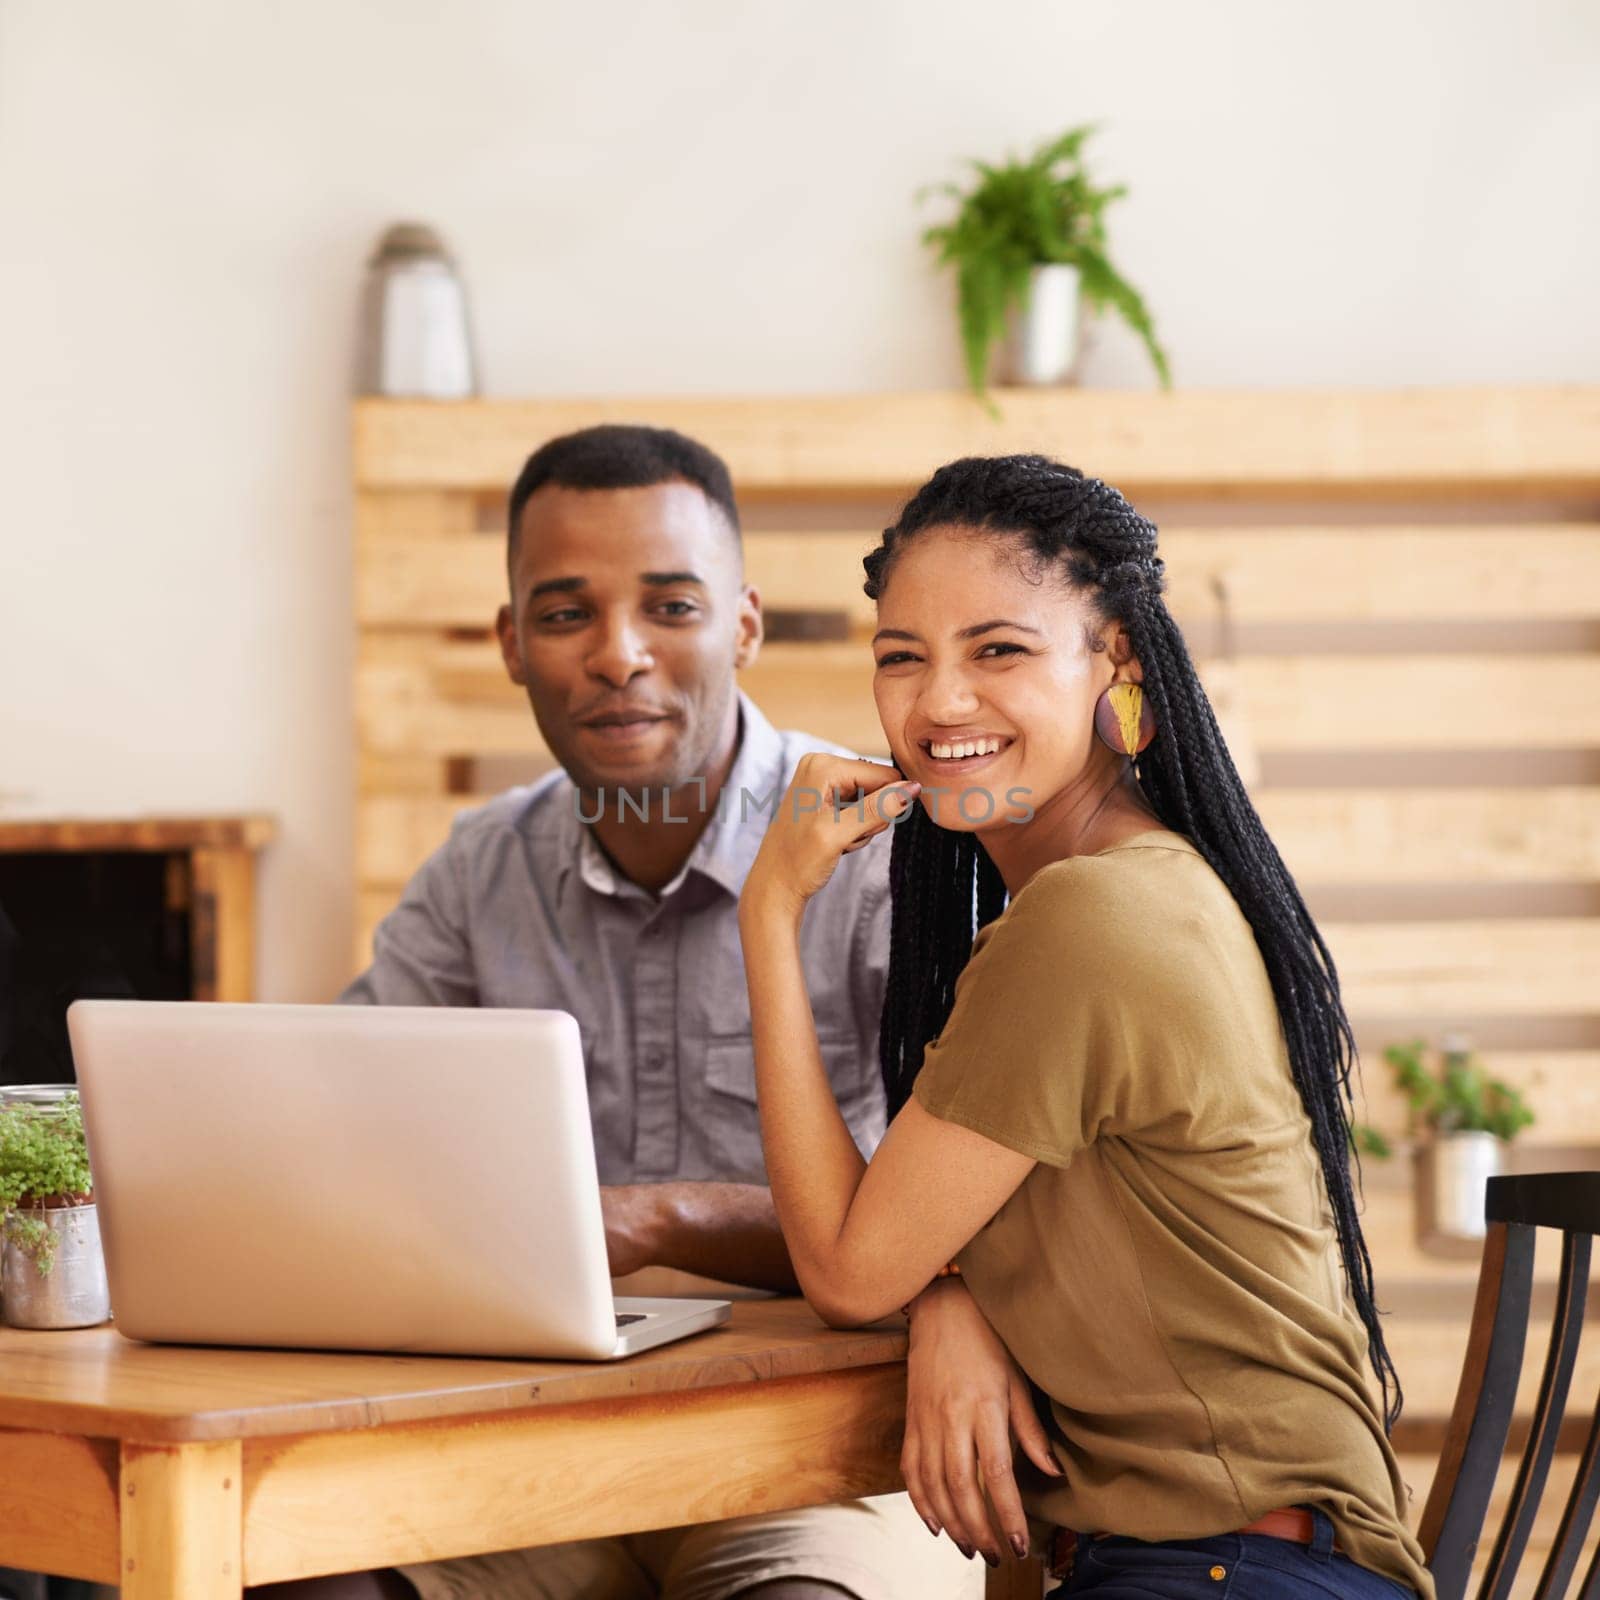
66, 1001, 730, 1359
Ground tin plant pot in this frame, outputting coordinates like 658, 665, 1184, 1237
1412, 1132, 1502, 1259
1, 1085, 108, 1328
2, 1200, 110, 1329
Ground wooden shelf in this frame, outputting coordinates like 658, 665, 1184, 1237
354, 386, 1600, 497
0, 815, 276, 854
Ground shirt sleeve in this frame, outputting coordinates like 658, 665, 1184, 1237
911, 855, 1206, 1167
340, 833, 479, 1007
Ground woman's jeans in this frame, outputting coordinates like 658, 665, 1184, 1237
1051, 1509, 1419, 1599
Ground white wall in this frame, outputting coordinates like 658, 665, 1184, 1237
2, 0, 1597, 1000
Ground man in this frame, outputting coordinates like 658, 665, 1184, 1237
255, 427, 995, 1600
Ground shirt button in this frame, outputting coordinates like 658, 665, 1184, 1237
645, 1053, 663, 1070
1209, 1566, 1226, 1582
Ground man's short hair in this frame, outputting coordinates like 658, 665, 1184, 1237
506, 424, 741, 568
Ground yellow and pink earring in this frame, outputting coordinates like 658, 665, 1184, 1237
1094, 682, 1156, 757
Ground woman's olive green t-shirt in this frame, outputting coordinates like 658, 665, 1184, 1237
912, 831, 1432, 1600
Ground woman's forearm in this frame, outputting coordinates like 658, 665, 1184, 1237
733, 760, 1015, 1326
739, 891, 873, 1316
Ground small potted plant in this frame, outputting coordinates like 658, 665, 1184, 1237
1370, 1037, 1535, 1256
0, 1087, 110, 1329
919, 123, 1172, 401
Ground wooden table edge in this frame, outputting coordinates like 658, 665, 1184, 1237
0, 1310, 911, 1441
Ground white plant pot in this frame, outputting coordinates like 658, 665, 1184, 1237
1004, 264, 1083, 386
1412, 1132, 1503, 1258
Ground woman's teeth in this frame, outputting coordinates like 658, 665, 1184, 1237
929, 737, 1003, 759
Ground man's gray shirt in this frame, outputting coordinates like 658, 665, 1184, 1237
343, 695, 891, 1185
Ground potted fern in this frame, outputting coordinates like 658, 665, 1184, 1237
0, 1087, 110, 1329
920, 124, 1172, 399
1374, 1038, 1534, 1255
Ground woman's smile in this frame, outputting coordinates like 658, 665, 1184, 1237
914, 732, 1015, 776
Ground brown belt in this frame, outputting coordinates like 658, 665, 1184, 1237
1050, 1508, 1323, 1578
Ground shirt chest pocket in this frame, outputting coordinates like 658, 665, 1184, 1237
702, 1033, 884, 1180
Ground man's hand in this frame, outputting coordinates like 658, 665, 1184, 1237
901, 1276, 1062, 1567
600, 1184, 664, 1279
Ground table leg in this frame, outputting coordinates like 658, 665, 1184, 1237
119, 1440, 242, 1600
986, 1555, 1046, 1599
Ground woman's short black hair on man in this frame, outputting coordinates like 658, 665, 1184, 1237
507, 424, 741, 566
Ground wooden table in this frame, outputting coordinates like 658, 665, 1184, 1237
0, 1299, 1034, 1598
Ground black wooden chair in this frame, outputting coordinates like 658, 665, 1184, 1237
1419, 1172, 1600, 1600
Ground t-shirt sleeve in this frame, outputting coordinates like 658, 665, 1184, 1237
911, 857, 1202, 1167
340, 832, 479, 1007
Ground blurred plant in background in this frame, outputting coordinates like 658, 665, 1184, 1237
920, 124, 1171, 399
1385, 1037, 1535, 1142
1350, 1037, 1536, 1160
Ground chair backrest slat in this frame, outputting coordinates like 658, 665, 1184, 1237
1423, 1175, 1600, 1600
1534, 1391, 1600, 1599
1420, 1220, 1537, 1600
1579, 1531, 1600, 1600
1482, 1230, 1590, 1600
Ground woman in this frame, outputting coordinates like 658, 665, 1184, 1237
738, 456, 1430, 1599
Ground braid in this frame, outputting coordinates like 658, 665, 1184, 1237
879, 811, 1007, 1114
864, 455, 1402, 1431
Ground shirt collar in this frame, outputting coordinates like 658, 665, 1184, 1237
552, 691, 787, 905
688, 692, 786, 899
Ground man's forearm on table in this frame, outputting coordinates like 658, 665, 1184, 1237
623, 1181, 800, 1292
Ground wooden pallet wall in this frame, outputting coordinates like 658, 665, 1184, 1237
353, 387, 1600, 1162
351, 386, 1600, 1585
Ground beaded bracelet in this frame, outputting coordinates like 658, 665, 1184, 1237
901, 1262, 962, 1318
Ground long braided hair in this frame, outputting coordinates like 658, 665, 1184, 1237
865, 454, 1401, 1430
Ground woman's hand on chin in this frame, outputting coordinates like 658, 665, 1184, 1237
740, 752, 918, 923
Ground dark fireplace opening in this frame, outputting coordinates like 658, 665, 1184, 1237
0, 853, 192, 1086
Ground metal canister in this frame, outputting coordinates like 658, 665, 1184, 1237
358, 221, 478, 398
